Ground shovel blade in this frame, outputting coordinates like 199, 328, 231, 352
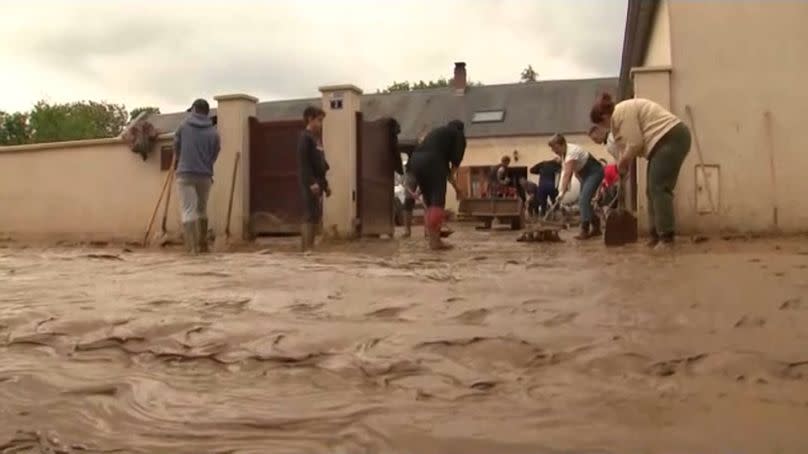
604, 209, 638, 246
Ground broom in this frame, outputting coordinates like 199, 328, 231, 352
143, 153, 176, 247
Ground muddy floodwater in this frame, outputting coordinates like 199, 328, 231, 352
2, 227, 808, 453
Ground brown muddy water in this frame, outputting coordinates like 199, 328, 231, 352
2, 226, 808, 454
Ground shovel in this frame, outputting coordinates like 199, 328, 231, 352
517, 195, 565, 243
214, 151, 241, 252
156, 162, 177, 246
143, 153, 176, 247
604, 177, 638, 246
533, 192, 565, 228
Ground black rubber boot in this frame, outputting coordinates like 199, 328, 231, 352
402, 212, 412, 238
647, 229, 660, 248
654, 232, 675, 250
575, 222, 592, 240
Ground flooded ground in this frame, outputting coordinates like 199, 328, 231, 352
2, 225, 808, 453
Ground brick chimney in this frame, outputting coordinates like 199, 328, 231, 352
452, 62, 467, 94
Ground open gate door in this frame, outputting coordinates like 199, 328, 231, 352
249, 117, 305, 235
356, 114, 402, 237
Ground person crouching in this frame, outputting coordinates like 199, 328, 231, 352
549, 133, 604, 240
407, 120, 466, 250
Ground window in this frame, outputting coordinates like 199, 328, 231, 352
471, 110, 505, 123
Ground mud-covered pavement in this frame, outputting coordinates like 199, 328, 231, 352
2, 226, 808, 454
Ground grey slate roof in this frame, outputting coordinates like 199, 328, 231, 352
148, 77, 617, 143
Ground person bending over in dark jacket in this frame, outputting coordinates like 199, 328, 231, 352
297, 106, 331, 252
407, 120, 466, 250
174, 98, 221, 255
518, 177, 539, 217
529, 157, 562, 217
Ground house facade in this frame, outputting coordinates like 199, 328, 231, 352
622, 1, 808, 234
0, 64, 617, 243
150, 64, 617, 213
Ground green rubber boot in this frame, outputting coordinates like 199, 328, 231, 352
183, 221, 199, 255
198, 218, 209, 253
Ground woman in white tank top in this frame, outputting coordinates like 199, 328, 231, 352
549, 134, 605, 240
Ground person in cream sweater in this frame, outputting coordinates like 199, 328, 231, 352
589, 93, 692, 249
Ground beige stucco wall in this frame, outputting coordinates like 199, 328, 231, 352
320, 85, 362, 238
0, 95, 261, 244
213, 94, 257, 241
0, 138, 182, 242
446, 134, 610, 212
643, 0, 672, 67
655, 1, 808, 233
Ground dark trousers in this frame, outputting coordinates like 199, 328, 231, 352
404, 196, 416, 212
647, 122, 691, 236
409, 152, 448, 208
537, 183, 559, 216
301, 189, 322, 224
527, 197, 539, 217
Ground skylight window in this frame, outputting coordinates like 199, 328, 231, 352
471, 110, 505, 123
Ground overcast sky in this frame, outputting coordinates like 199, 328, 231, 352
1, 0, 627, 114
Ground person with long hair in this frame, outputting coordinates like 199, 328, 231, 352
590, 93, 692, 249
588, 124, 619, 162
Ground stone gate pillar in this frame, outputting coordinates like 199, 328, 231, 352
319, 85, 362, 239
213, 94, 257, 242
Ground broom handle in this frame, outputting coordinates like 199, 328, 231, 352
543, 196, 563, 221
143, 154, 176, 246
617, 176, 626, 211
225, 151, 241, 237
602, 183, 621, 210
161, 156, 176, 233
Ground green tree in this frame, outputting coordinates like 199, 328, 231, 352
129, 106, 160, 122
520, 65, 538, 83
412, 78, 451, 90
383, 81, 412, 93
28, 100, 128, 143
0, 111, 31, 145
379, 77, 481, 93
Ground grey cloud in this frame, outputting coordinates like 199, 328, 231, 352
2, 0, 626, 112
493, 0, 627, 76
134, 53, 344, 107
12, 15, 193, 82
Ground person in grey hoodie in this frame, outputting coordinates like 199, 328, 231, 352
174, 98, 220, 254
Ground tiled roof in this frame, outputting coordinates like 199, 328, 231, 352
149, 77, 617, 142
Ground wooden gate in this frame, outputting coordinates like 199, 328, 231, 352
356, 114, 402, 237
249, 117, 305, 235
